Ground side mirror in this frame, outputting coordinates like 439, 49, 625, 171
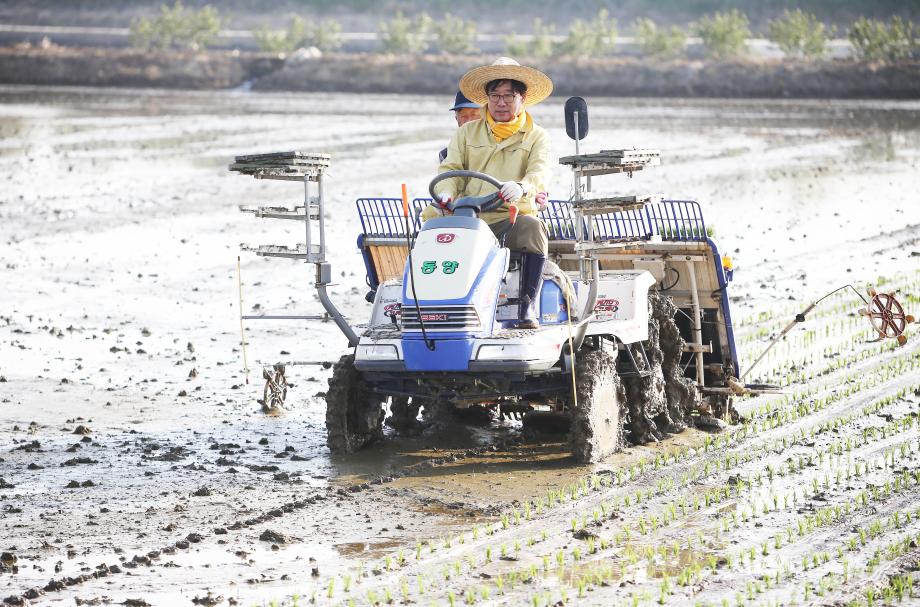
564, 97, 588, 141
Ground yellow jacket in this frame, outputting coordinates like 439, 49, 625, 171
425, 107, 552, 225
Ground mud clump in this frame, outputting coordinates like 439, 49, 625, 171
149, 446, 191, 462
191, 486, 212, 497
13, 440, 41, 452
247, 465, 279, 473
622, 292, 700, 445
258, 529, 293, 544
0, 552, 17, 574
572, 528, 599, 540
696, 415, 729, 431
61, 457, 98, 467
65, 480, 95, 488
0, 478, 14, 489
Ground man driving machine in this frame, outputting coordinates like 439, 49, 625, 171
424, 57, 553, 329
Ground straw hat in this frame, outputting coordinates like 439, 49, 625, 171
459, 57, 553, 107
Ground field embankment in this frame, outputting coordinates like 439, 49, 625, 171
0, 45, 282, 89
2, 46, 920, 98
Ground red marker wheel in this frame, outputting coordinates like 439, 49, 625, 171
867, 293, 908, 339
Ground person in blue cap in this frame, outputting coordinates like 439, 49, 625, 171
439, 91, 481, 163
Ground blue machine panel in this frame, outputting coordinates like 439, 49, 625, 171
539, 281, 569, 325
403, 338, 475, 371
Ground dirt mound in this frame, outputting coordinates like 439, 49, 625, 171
2, 46, 919, 98
0, 45, 282, 89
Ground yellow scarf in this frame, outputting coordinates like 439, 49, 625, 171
487, 110, 529, 142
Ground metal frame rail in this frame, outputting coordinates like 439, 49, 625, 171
238, 165, 358, 347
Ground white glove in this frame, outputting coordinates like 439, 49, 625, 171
435, 193, 454, 215
499, 181, 524, 203
433, 192, 452, 215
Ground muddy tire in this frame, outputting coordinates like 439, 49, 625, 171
325, 354, 385, 453
568, 347, 625, 463
385, 397, 423, 435
419, 399, 453, 424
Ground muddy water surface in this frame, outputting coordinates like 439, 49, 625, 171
1, 87, 919, 605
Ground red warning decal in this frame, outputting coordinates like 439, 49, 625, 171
384, 302, 402, 317
594, 298, 620, 313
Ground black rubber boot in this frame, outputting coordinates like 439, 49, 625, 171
517, 253, 546, 329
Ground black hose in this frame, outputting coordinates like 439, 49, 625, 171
403, 207, 436, 351
659, 267, 680, 291
816, 284, 869, 306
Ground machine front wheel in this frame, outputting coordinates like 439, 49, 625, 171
325, 354, 385, 453
568, 346, 625, 463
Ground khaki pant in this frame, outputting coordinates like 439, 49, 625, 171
489, 215, 548, 256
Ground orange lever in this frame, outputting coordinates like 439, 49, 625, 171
508, 203, 518, 225
400, 183, 409, 217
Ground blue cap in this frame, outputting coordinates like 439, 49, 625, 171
450, 90, 479, 111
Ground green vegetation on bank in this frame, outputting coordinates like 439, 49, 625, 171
849, 17, 919, 61
633, 18, 688, 59
130, 1, 221, 50
130, 2, 920, 63
175, 0, 918, 25
433, 13, 478, 55
378, 11, 432, 54
253, 15, 342, 53
504, 19, 556, 59
767, 9, 834, 58
555, 9, 617, 57
693, 9, 751, 58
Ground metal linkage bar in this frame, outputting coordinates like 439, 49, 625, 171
317, 175, 327, 262
242, 314, 329, 320
684, 258, 706, 386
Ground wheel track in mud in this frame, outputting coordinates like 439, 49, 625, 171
2, 426, 528, 604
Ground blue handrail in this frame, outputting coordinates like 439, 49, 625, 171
358, 198, 707, 243
356, 198, 426, 238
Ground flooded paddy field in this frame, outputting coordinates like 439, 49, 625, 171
1, 86, 919, 606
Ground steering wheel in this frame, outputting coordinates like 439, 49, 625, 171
428, 170, 504, 216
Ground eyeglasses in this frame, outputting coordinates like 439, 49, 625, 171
487, 93, 519, 104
